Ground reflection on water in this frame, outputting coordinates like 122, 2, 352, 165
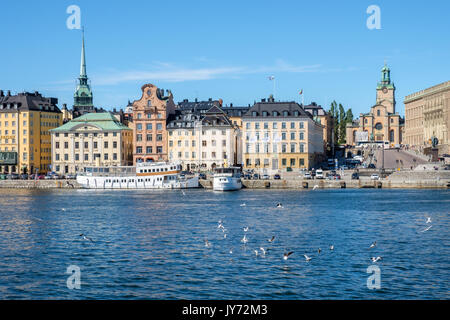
0, 189, 448, 299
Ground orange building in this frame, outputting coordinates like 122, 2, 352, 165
132, 84, 176, 164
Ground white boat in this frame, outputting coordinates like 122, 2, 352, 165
213, 167, 242, 191
76, 162, 199, 189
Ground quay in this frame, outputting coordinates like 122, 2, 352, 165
0, 169, 449, 189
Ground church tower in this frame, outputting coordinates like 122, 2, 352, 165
376, 63, 396, 114
73, 29, 94, 117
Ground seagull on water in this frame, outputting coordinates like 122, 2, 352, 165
204, 239, 211, 248
276, 203, 284, 208
243, 227, 249, 232
79, 234, 94, 243
241, 235, 248, 244
369, 241, 377, 249
371, 257, 382, 263
223, 233, 227, 239
260, 247, 267, 255
240, 203, 246, 207
254, 250, 259, 256
304, 254, 312, 262
229, 249, 233, 254
330, 245, 334, 251
61, 208, 66, 212
182, 190, 186, 196
426, 217, 432, 224
268, 236, 275, 243
283, 251, 294, 260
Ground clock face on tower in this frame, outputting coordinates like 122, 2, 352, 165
382, 87, 388, 93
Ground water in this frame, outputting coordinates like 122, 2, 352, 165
0, 188, 448, 300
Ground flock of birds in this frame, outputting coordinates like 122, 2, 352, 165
202, 202, 435, 266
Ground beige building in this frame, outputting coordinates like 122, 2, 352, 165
303, 102, 334, 155
167, 106, 239, 171
404, 80, 450, 154
0, 90, 62, 175
50, 112, 133, 175
346, 64, 403, 146
242, 97, 324, 172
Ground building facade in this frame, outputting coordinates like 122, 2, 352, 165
0, 90, 62, 174
50, 112, 133, 175
346, 64, 403, 146
167, 106, 239, 171
132, 84, 176, 164
303, 102, 334, 155
404, 80, 450, 154
242, 97, 324, 172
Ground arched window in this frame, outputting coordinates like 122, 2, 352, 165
283, 111, 289, 117
389, 130, 395, 142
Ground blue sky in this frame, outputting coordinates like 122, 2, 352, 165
1, 0, 449, 116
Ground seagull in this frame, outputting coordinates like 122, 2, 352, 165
182, 190, 186, 196
243, 227, 249, 232
313, 185, 319, 190
369, 241, 377, 249
318, 248, 321, 254
260, 247, 267, 255
421, 225, 432, 233
61, 208, 66, 212
79, 234, 94, 242
240, 203, 246, 207
276, 203, 284, 208
204, 239, 211, 248
254, 250, 259, 256
330, 245, 334, 251
229, 249, 233, 254
371, 256, 382, 263
217, 223, 224, 230
223, 234, 227, 239
304, 254, 312, 262
426, 217, 432, 224
268, 236, 275, 243
283, 251, 294, 260
241, 235, 248, 244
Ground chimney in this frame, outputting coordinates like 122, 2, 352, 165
0, 90, 3, 97
7, 90, 11, 97
230, 103, 233, 107
209, 98, 212, 102
261, 98, 266, 102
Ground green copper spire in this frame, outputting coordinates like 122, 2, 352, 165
377, 63, 395, 90
73, 28, 94, 115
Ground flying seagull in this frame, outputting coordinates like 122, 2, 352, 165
254, 250, 259, 256
421, 225, 432, 233
369, 241, 377, 249
371, 257, 382, 263
426, 217, 432, 224
283, 251, 294, 260
79, 234, 94, 243
268, 236, 276, 243
260, 247, 267, 255
304, 254, 312, 262
243, 227, 249, 232
241, 235, 248, 244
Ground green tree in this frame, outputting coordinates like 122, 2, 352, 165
329, 101, 339, 146
345, 108, 354, 124
338, 104, 346, 144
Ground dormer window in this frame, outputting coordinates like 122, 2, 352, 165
272, 111, 278, 117
262, 111, 268, 117
252, 111, 257, 117
283, 111, 289, 117
294, 111, 299, 117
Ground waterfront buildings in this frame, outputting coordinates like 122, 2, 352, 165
0, 90, 62, 174
303, 102, 334, 155
242, 96, 324, 171
50, 112, 133, 175
167, 105, 239, 170
346, 64, 404, 146
404, 80, 450, 154
132, 84, 176, 164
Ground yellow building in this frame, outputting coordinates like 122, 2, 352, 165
242, 97, 324, 172
0, 90, 62, 174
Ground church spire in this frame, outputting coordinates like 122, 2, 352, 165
80, 27, 87, 80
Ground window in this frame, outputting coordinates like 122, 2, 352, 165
282, 159, 287, 166
146, 123, 152, 130
290, 158, 296, 166
282, 122, 286, 129
75, 154, 79, 161
136, 147, 142, 154
75, 142, 79, 149
137, 134, 142, 142
146, 134, 152, 141
255, 123, 260, 130
282, 144, 287, 153
212, 152, 216, 158
113, 141, 117, 148
64, 142, 69, 149
290, 143, 296, 153
104, 154, 108, 160
282, 132, 286, 140
212, 140, 216, 147
246, 123, 250, 129
299, 144, 305, 153
113, 153, 117, 160
300, 158, 305, 166
56, 142, 60, 149
299, 122, 304, 129
156, 134, 162, 141
222, 140, 226, 147
157, 146, 163, 153
290, 132, 295, 140
290, 122, 295, 129
156, 123, 162, 130
84, 142, 88, 149
202, 141, 207, 147
264, 122, 268, 129
84, 154, 89, 161
299, 132, 304, 140
55, 154, 60, 161
146, 146, 152, 153
375, 123, 383, 130
64, 154, 69, 161
273, 122, 278, 129
377, 110, 381, 116
104, 141, 108, 148
137, 123, 142, 130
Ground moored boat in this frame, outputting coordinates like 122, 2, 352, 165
213, 167, 242, 191
76, 162, 199, 189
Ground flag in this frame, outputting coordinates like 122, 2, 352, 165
268, 76, 275, 81
299, 89, 303, 95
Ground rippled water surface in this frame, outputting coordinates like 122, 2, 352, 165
0, 188, 448, 299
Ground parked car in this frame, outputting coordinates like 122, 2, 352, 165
368, 163, 376, 169
19, 174, 29, 180
44, 175, 53, 180
371, 173, 380, 180
65, 174, 77, 180
52, 174, 60, 180
252, 173, 260, 180
351, 172, 359, 180
333, 174, 341, 180
243, 174, 252, 180
7, 173, 19, 180
262, 174, 270, 180
303, 172, 312, 180
274, 174, 281, 180
315, 169, 324, 179
0, 173, 6, 180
